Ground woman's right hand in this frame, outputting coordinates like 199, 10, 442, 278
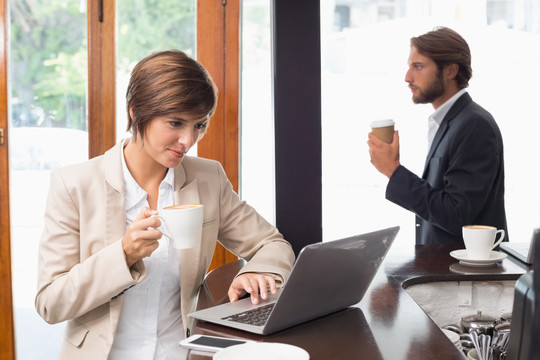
121, 206, 162, 267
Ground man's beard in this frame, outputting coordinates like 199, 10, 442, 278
412, 70, 445, 104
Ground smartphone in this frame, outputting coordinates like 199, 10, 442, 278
179, 334, 252, 353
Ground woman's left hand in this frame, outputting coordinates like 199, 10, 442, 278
228, 272, 277, 305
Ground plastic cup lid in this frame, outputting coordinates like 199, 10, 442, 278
371, 119, 395, 128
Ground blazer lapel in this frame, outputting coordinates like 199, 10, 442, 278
101, 143, 129, 337
173, 163, 203, 303
173, 163, 200, 205
422, 92, 472, 177
103, 143, 127, 245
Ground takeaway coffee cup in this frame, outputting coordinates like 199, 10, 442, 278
155, 204, 204, 249
370, 119, 395, 144
462, 225, 505, 260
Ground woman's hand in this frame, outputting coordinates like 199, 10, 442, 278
228, 272, 277, 305
121, 207, 162, 267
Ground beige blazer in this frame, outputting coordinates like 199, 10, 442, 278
35, 143, 295, 359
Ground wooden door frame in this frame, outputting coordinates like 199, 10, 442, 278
197, 0, 240, 271
0, 0, 15, 358
88, 0, 116, 158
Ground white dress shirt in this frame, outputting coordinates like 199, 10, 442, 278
427, 88, 467, 150
108, 142, 187, 360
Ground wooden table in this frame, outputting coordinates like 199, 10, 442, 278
189, 244, 529, 359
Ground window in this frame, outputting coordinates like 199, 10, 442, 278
321, 0, 540, 245
9, 1, 88, 357
240, 0, 275, 223
115, 0, 196, 144
3, 1, 238, 358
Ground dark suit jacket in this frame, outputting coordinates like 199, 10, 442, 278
386, 92, 508, 245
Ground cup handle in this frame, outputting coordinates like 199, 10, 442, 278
491, 229, 505, 249
152, 215, 172, 240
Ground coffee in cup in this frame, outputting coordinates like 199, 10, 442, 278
370, 119, 395, 144
154, 204, 204, 249
462, 225, 505, 260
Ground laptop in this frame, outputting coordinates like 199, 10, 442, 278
500, 228, 538, 265
189, 226, 399, 335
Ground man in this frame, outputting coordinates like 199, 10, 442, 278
367, 27, 508, 245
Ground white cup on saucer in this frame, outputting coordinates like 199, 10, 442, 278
462, 225, 505, 260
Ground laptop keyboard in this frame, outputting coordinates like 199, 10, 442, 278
221, 303, 275, 326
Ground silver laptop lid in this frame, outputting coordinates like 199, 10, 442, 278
262, 226, 399, 334
500, 228, 537, 265
189, 226, 399, 335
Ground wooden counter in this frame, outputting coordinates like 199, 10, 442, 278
189, 244, 529, 359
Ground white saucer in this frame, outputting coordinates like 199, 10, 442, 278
449, 262, 506, 275
213, 342, 309, 360
449, 249, 507, 267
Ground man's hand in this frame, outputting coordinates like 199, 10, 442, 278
367, 130, 401, 178
228, 273, 277, 305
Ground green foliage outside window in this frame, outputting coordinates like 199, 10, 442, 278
10, 0, 195, 131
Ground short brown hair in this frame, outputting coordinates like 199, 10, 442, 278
126, 49, 218, 140
411, 27, 472, 89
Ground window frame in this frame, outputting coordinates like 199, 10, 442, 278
0, 0, 15, 358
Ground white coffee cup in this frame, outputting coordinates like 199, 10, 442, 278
462, 225, 505, 260
154, 204, 204, 249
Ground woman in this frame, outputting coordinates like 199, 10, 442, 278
35, 50, 295, 360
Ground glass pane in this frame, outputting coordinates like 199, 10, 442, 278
115, 0, 196, 155
240, 0, 275, 222
9, 0, 88, 358
321, 0, 540, 245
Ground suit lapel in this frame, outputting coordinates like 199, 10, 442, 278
423, 121, 449, 176
422, 93, 472, 177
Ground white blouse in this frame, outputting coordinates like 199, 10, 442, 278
108, 143, 187, 360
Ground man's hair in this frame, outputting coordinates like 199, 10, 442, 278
411, 26, 472, 89
126, 49, 218, 140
